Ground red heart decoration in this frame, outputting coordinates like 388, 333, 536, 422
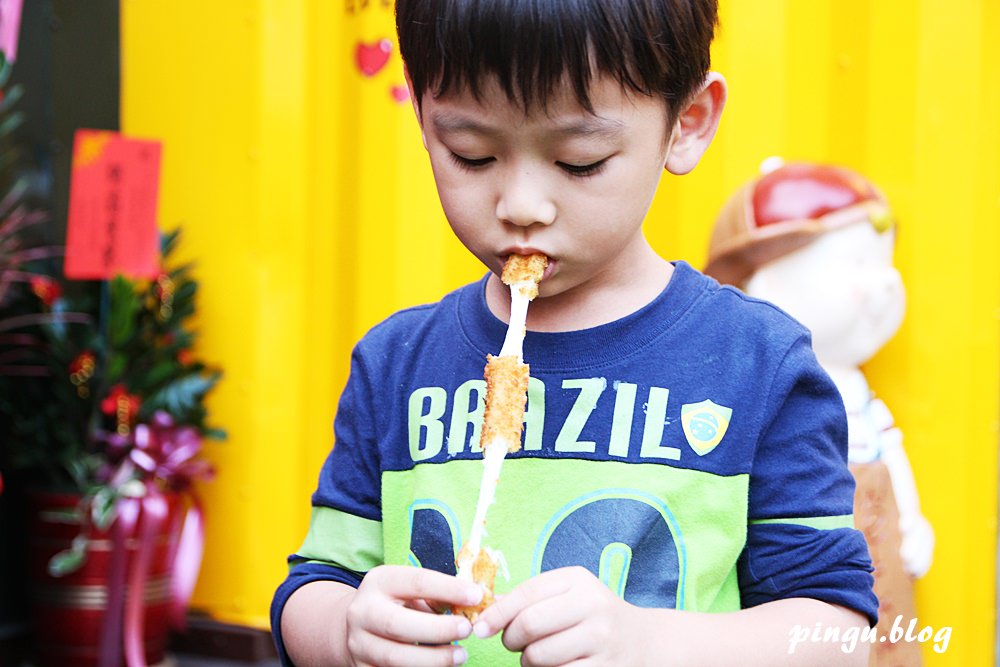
390, 85, 410, 104
356, 39, 392, 77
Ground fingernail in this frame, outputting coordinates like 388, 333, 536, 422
452, 646, 468, 665
473, 621, 491, 638
456, 617, 472, 638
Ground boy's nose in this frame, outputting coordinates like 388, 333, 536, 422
495, 169, 556, 227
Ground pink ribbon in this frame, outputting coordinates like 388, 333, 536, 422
124, 489, 168, 667
166, 496, 205, 629
95, 411, 213, 667
98, 498, 139, 667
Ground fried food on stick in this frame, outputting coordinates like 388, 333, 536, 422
453, 253, 547, 622
453, 544, 501, 621
481, 354, 530, 454
501, 253, 548, 300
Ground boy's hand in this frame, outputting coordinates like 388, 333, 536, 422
474, 566, 646, 667
345, 565, 483, 667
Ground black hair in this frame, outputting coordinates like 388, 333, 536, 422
396, 0, 718, 121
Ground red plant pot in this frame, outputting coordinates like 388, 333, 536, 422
25, 490, 181, 667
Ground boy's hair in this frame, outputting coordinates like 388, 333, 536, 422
396, 0, 718, 122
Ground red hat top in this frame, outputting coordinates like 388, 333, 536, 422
704, 161, 893, 286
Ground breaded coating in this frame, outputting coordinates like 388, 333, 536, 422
501, 253, 548, 299
480, 354, 529, 453
452, 547, 499, 622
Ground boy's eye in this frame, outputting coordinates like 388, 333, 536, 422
449, 152, 495, 170
557, 158, 609, 177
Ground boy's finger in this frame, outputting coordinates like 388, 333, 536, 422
405, 598, 437, 614
358, 635, 469, 667
510, 622, 591, 666
499, 593, 580, 652
365, 604, 473, 645
376, 567, 483, 607
473, 570, 573, 638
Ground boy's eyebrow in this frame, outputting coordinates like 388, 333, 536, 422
430, 112, 625, 138
552, 118, 626, 138
431, 113, 499, 136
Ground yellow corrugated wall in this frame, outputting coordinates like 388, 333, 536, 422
121, 1, 999, 662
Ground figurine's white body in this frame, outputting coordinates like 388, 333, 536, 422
744, 221, 934, 578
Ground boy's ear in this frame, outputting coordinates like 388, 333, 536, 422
665, 72, 727, 175
403, 67, 429, 150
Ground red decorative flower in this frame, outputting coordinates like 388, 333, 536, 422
155, 273, 174, 300
69, 351, 96, 376
69, 351, 97, 398
101, 384, 142, 434
29, 276, 61, 306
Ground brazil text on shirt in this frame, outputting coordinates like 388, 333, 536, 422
407, 376, 734, 465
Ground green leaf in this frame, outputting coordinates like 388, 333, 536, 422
0, 83, 24, 114
105, 352, 128, 385
108, 276, 141, 347
143, 372, 220, 415
160, 228, 181, 256
0, 52, 11, 87
144, 359, 181, 387
168, 261, 195, 279
38, 508, 82, 523
204, 427, 228, 440
66, 459, 91, 490
48, 540, 87, 577
0, 109, 24, 139
90, 487, 117, 530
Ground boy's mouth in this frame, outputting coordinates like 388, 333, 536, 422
500, 250, 555, 281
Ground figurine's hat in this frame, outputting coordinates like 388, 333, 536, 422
704, 160, 893, 286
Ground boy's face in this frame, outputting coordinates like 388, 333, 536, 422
413, 75, 679, 300
745, 222, 904, 367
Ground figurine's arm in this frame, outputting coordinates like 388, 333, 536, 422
871, 398, 934, 578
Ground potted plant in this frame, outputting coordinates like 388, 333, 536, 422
0, 53, 223, 667
0, 228, 223, 667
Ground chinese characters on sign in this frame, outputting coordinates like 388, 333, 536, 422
64, 129, 163, 280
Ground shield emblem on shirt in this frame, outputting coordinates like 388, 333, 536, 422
681, 400, 732, 456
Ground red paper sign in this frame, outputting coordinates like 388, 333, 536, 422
64, 129, 163, 280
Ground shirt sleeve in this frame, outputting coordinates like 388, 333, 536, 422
738, 334, 878, 626
270, 345, 385, 665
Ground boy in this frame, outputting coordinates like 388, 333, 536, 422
272, 1, 878, 665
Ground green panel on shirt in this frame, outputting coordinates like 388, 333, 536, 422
749, 514, 854, 530
381, 457, 749, 666
295, 506, 384, 573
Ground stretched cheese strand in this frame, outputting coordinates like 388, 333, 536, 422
457, 440, 507, 579
499, 280, 532, 358
454, 254, 547, 614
